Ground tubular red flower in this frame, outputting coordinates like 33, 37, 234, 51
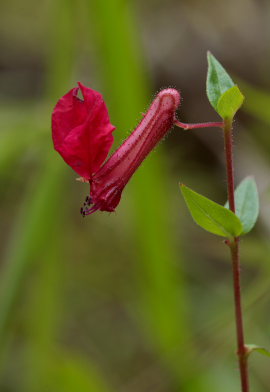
82, 88, 181, 215
52, 82, 115, 180
52, 84, 180, 216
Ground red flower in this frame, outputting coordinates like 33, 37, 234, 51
52, 82, 115, 180
52, 83, 180, 216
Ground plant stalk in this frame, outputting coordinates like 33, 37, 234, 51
223, 119, 249, 392
175, 120, 224, 130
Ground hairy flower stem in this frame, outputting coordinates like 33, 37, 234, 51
174, 120, 224, 130
223, 119, 249, 392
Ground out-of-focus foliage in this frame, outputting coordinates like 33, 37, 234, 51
0, 0, 270, 391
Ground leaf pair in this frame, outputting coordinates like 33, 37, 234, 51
180, 177, 259, 238
180, 55, 258, 238
207, 52, 244, 119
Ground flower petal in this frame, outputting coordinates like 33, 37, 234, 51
52, 83, 115, 179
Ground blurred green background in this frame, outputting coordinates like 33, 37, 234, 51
1, 0, 270, 391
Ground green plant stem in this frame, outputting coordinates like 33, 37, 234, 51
223, 119, 249, 392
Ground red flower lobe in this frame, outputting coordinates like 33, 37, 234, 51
52, 82, 115, 180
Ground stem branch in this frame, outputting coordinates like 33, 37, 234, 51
223, 118, 249, 392
174, 120, 224, 130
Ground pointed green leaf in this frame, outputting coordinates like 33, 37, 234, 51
206, 52, 235, 111
217, 85, 244, 119
225, 177, 259, 234
180, 184, 243, 237
246, 344, 270, 358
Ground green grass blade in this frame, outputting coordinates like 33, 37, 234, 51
47, 351, 114, 392
88, 0, 193, 385
0, 0, 75, 374
0, 153, 65, 348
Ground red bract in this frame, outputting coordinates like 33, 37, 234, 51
52, 84, 180, 216
52, 82, 115, 180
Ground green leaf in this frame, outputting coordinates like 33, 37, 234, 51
225, 177, 259, 234
246, 344, 270, 358
180, 184, 243, 237
217, 85, 244, 119
206, 52, 235, 111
